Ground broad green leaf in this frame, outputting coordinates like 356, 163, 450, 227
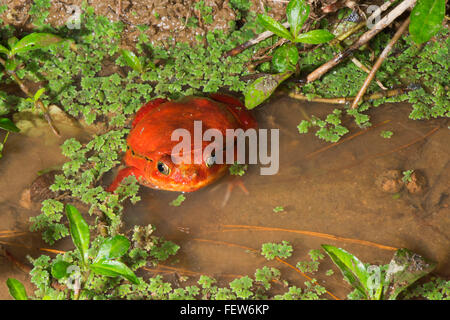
121, 49, 143, 73
90, 259, 139, 284
33, 88, 46, 102
11, 33, 64, 55
409, 0, 445, 44
384, 248, 436, 300
321, 245, 370, 298
0, 44, 9, 56
51, 261, 71, 279
257, 14, 294, 41
94, 235, 130, 262
272, 44, 299, 73
0, 118, 20, 132
294, 29, 335, 44
244, 71, 293, 110
6, 278, 28, 300
65, 204, 90, 266
7, 37, 18, 49
287, 0, 310, 38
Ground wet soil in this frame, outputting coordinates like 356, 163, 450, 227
1, 0, 288, 46
0, 97, 448, 299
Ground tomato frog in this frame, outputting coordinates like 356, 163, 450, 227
107, 94, 257, 193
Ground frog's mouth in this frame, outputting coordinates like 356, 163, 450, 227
147, 163, 229, 192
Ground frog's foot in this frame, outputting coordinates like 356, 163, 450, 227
220, 176, 249, 208
107, 166, 145, 192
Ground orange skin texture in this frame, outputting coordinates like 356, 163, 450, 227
108, 94, 257, 192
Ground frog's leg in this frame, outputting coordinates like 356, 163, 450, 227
208, 94, 257, 205
107, 166, 145, 192
209, 93, 257, 130
132, 98, 168, 128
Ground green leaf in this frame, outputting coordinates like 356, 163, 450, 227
33, 88, 46, 102
7, 37, 18, 49
90, 259, 139, 284
65, 204, 90, 266
51, 261, 71, 279
294, 29, 335, 44
409, 0, 445, 44
256, 14, 294, 41
6, 278, 28, 300
272, 44, 299, 72
121, 49, 143, 73
286, 0, 310, 38
0, 44, 9, 56
94, 235, 130, 262
10, 33, 64, 55
244, 72, 292, 110
384, 248, 436, 300
0, 118, 20, 132
321, 245, 370, 298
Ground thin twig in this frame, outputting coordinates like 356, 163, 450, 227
288, 88, 408, 104
0, 58, 61, 137
351, 18, 410, 109
219, 225, 398, 251
223, 21, 290, 58
307, 0, 416, 83
350, 57, 387, 90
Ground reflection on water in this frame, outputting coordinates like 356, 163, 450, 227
0, 97, 449, 298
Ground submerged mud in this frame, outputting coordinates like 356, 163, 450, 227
3, 96, 449, 299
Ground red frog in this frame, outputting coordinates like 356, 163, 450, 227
107, 94, 257, 192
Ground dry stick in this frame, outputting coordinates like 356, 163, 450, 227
351, 17, 410, 109
331, 25, 387, 90
0, 230, 23, 234
223, 21, 291, 58
0, 232, 29, 238
288, 88, 407, 104
1, 245, 32, 274
144, 265, 245, 279
0, 240, 66, 254
192, 238, 340, 300
307, 0, 416, 83
350, 56, 387, 90
220, 225, 398, 251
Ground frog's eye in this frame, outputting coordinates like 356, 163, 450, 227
205, 151, 216, 168
157, 161, 170, 175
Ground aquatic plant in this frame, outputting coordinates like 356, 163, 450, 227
244, 0, 335, 109
322, 245, 436, 300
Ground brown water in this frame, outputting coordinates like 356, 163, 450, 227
0, 97, 449, 299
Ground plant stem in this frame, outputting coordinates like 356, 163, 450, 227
10, 72, 61, 136
0, 57, 60, 136
288, 88, 408, 104
223, 21, 291, 58
2, 131, 9, 145
351, 17, 410, 109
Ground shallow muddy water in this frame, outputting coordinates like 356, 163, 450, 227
0, 97, 449, 299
